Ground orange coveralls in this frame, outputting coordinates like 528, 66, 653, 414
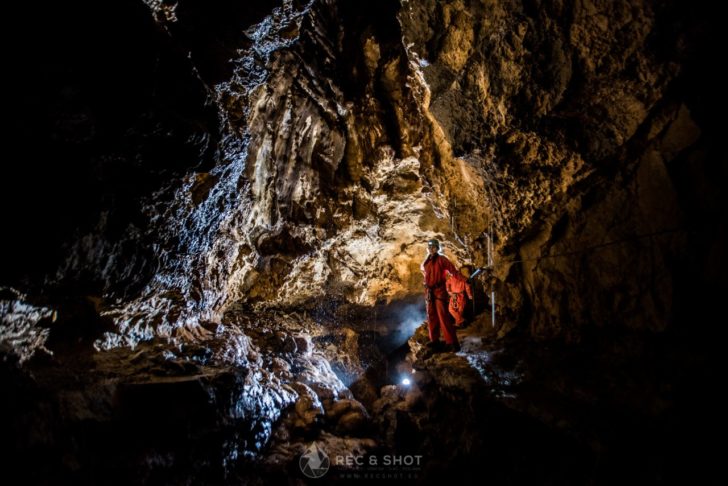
446, 272, 473, 326
422, 253, 460, 346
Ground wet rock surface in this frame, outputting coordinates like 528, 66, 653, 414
2, 302, 383, 483
3, 0, 720, 348
3, 0, 721, 339
2, 0, 725, 483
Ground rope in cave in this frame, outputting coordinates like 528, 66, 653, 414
470, 153, 688, 329
471, 226, 687, 329
487, 222, 495, 328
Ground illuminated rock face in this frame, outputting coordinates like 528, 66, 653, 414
0, 0, 723, 482
73, 0, 712, 345
59, 2, 433, 350
56, 0, 456, 344
4, 0, 718, 344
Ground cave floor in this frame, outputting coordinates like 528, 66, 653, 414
376, 314, 711, 483
4, 306, 715, 484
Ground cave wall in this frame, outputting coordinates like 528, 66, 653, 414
399, 0, 725, 340
2, 0, 724, 350
1, 2, 725, 482
53, 0, 477, 347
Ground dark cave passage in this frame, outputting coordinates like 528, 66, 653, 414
2, 0, 726, 484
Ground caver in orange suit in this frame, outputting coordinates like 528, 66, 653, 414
446, 271, 473, 326
422, 249, 460, 347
